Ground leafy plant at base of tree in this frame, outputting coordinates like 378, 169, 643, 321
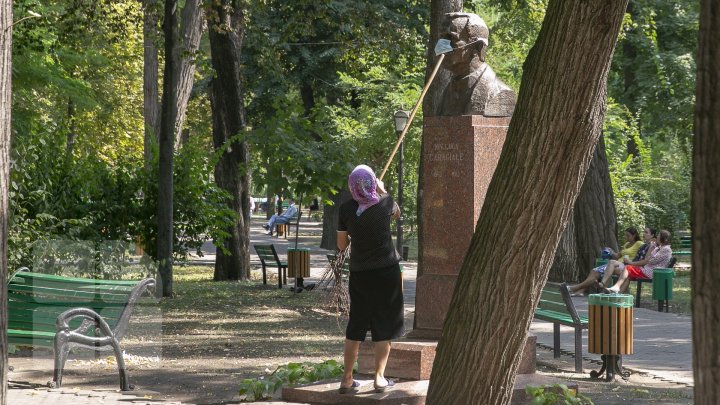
237, 359, 346, 402
525, 384, 594, 405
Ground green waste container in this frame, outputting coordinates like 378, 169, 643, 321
652, 268, 674, 312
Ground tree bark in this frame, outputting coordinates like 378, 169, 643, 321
426, 1, 627, 404
549, 135, 618, 282
416, 0, 463, 285
143, 0, 160, 168
622, 0, 640, 156
692, 0, 720, 402
0, 1, 11, 402
207, 0, 251, 281
66, 98, 76, 155
174, 0, 203, 147
157, 0, 179, 297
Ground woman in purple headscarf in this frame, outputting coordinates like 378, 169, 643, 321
337, 165, 403, 394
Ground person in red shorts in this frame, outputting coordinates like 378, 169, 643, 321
602, 230, 673, 293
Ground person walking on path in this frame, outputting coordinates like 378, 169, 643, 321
263, 198, 298, 236
336, 165, 403, 394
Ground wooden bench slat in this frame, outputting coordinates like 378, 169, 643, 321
9, 285, 132, 302
11, 271, 140, 286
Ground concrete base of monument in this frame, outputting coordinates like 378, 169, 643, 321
280, 374, 577, 404
356, 334, 536, 380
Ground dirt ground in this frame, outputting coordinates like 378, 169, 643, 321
9, 268, 693, 404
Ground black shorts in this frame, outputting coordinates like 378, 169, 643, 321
346, 263, 404, 342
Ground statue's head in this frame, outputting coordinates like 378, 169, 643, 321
441, 12, 489, 73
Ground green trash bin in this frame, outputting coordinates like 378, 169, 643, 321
652, 268, 674, 312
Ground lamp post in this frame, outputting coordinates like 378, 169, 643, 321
393, 110, 410, 258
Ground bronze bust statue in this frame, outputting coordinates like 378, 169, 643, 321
438, 12, 516, 117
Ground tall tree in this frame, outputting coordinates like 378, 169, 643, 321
549, 136, 618, 281
143, 0, 160, 167
0, 0, 10, 402
692, 0, 720, 402
426, 1, 627, 403
173, 0, 203, 147
157, 0, 179, 297
207, 0, 251, 281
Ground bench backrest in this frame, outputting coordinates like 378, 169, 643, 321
537, 282, 584, 325
254, 244, 281, 266
678, 235, 691, 249
7, 269, 154, 346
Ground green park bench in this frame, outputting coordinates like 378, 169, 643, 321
535, 282, 588, 373
673, 235, 691, 258
7, 268, 155, 391
254, 244, 288, 288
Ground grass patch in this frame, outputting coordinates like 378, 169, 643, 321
155, 266, 346, 361
630, 270, 691, 315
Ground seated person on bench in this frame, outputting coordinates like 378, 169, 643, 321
567, 227, 653, 296
263, 198, 297, 236
602, 229, 673, 293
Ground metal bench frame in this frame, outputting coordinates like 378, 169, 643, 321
7, 268, 155, 391
253, 244, 288, 288
534, 282, 588, 373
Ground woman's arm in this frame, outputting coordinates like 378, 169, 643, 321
337, 231, 350, 251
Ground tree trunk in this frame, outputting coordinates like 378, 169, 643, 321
143, 0, 160, 168
66, 98, 76, 155
0, 1, 11, 402
157, 0, 179, 297
320, 190, 352, 250
622, 0, 640, 156
174, 0, 203, 148
427, 1, 627, 404
207, 0, 251, 281
692, 0, 720, 402
416, 0, 463, 284
549, 135, 618, 282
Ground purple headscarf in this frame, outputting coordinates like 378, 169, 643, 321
348, 165, 380, 216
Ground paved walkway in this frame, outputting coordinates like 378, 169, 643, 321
530, 295, 693, 386
8, 214, 692, 403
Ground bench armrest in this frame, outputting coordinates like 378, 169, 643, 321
56, 307, 118, 347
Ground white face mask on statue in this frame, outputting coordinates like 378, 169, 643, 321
435, 39, 453, 55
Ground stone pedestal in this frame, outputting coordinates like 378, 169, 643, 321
358, 334, 535, 380
414, 115, 511, 337
356, 115, 530, 381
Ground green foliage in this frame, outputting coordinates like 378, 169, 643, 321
469, 0, 696, 239
127, 136, 239, 261
242, 0, 429, 205
525, 384, 594, 405
604, 100, 692, 237
237, 359, 346, 402
8, 125, 236, 270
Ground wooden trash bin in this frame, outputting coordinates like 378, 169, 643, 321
287, 248, 310, 279
588, 293, 634, 381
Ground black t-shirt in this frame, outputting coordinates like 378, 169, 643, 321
338, 194, 401, 272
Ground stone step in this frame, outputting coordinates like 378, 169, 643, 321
281, 373, 578, 405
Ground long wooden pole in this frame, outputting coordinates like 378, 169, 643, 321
379, 53, 446, 181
